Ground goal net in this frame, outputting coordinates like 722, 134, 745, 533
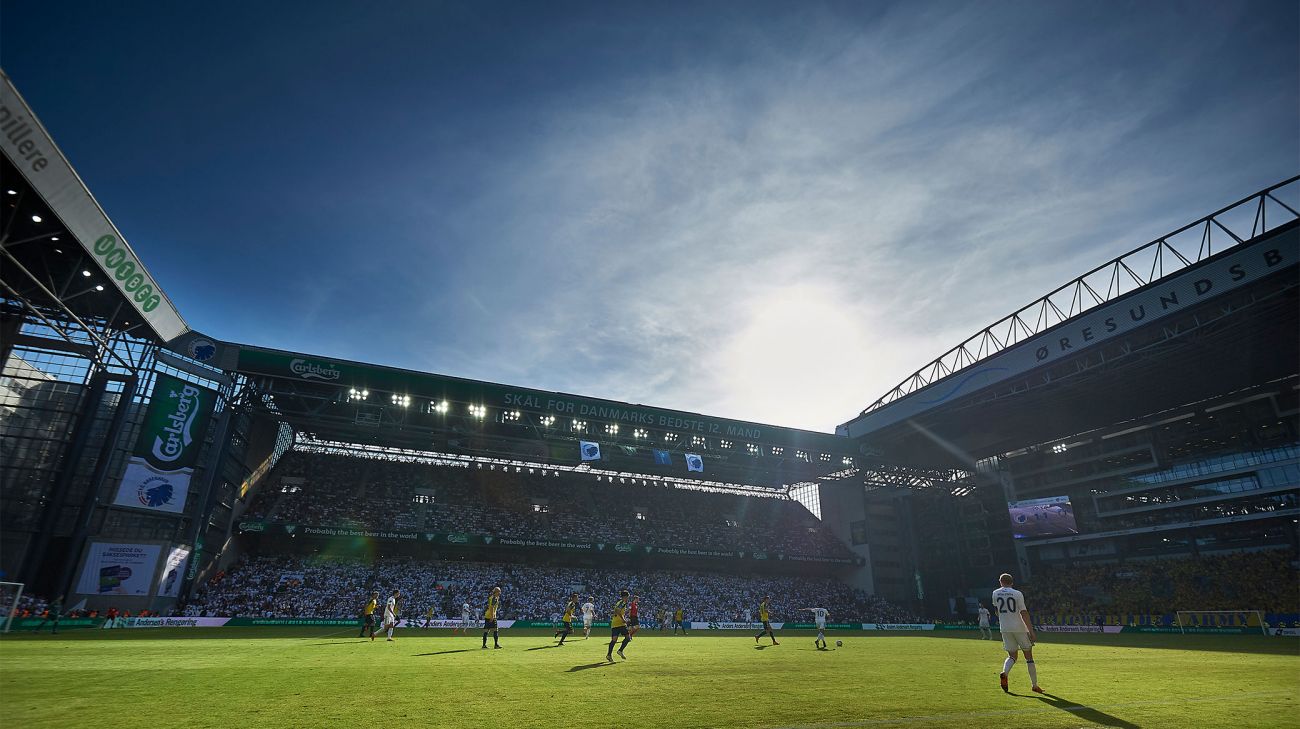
0, 581, 25, 633
1174, 610, 1267, 636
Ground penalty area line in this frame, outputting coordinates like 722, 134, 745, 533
775, 690, 1285, 728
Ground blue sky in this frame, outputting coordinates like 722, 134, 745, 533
3, 1, 1296, 431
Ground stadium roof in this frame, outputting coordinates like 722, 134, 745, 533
839, 179, 1300, 468
0, 71, 189, 352
220, 340, 857, 488
0, 71, 856, 488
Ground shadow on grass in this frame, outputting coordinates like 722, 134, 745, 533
1032, 692, 1141, 728
930, 631, 1300, 656
413, 649, 473, 656
754, 645, 768, 650
567, 661, 616, 672
525, 644, 563, 651
307, 640, 370, 646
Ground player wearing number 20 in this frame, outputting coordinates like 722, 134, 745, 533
993, 573, 1042, 694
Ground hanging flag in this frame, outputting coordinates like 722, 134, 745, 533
580, 441, 602, 461
685, 453, 704, 473
653, 449, 671, 465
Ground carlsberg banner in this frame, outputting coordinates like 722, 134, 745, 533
112, 373, 216, 514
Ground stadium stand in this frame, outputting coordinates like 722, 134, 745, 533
243, 452, 855, 559
181, 555, 918, 623
1030, 550, 1299, 622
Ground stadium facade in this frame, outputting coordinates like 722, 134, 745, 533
831, 176, 1299, 618
2, 70, 1296, 620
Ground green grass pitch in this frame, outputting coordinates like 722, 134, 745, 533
2, 628, 1297, 728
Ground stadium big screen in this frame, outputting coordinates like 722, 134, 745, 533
1006, 495, 1080, 539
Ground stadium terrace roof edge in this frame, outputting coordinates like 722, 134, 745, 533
230, 342, 856, 454
840, 175, 1300, 438
0, 69, 188, 342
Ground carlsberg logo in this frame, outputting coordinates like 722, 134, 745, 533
289, 359, 342, 381
151, 383, 203, 463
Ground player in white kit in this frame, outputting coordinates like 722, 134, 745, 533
455, 601, 473, 635
993, 573, 1041, 693
802, 607, 831, 649
382, 588, 400, 642
978, 604, 992, 640
581, 597, 596, 639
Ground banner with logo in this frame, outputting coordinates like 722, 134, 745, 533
0, 74, 188, 341
580, 441, 601, 461
74, 542, 162, 596
120, 617, 231, 628
861, 623, 936, 631
112, 372, 216, 514
1036, 625, 1123, 634
394, 618, 477, 629
155, 545, 191, 598
685, 453, 704, 472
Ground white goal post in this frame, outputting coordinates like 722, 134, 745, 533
1175, 610, 1267, 636
0, 581, 24, 633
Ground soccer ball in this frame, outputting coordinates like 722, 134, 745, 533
835, 640, 843, 647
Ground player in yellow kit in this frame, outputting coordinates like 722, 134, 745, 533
555, 592, 579, 645
482, 586, 502, 650
754, 595, 779, 645
359, 591, 379, 640
606, 589, 633, 661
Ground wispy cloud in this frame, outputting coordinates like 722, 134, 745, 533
13, 2, 1289, 433
385, 2, 1295, 431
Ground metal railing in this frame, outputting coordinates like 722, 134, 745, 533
860, 176, 1300, 416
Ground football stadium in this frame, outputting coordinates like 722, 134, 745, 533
2, 19, 1299, 729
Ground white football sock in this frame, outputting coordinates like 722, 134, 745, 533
387, 627, 394, 639
1027, 660, 1038, 686
1003, 656, 1016, 674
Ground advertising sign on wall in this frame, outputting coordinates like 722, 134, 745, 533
155, 545, 191, 598
112, 372, 216, 514
74, 542, 162, 596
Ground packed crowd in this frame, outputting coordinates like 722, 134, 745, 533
244, 452, 854, 558
1029, 550, 1299, 618
6, 592, 166, 622
181, 554, 918, 624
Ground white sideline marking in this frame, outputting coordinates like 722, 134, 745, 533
776, 691, 1285, 728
